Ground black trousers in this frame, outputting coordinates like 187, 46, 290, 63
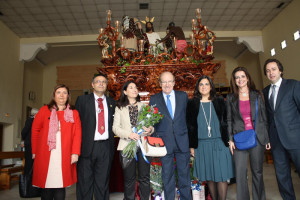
24, 145, 34, 175
120, 148, 151, 200
76, 140, 113, 200
41, 188, 65, 200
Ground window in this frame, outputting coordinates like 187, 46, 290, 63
270, 48, 276, 56
281, 40, 287, 49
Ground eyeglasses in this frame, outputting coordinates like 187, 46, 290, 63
160, 81, 174, 85
94, 80, 107, 84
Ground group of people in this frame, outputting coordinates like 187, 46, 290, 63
22, 58, 300, 200
121, 15, 186, 56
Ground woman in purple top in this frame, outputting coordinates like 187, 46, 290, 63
226, 67, 271, 200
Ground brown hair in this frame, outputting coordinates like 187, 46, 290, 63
230, 67, 259, 97
47, 84, 74, 110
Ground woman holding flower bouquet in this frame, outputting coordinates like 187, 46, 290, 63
113, 81, 154, 200
187, 76, 234, 200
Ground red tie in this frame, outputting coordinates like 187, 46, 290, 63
97, 98, 105, 135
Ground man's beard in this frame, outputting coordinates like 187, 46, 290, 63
146, 27, 153, 33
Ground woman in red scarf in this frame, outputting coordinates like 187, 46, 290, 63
31, 84, 82, 200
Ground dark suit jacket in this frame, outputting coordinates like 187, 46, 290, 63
75, 93, 116, 158
226, 91, 269, 145
149, 91, 189, 154
263, 79, 300, 150
21, 117, 34, 147
187, 96, 229, 148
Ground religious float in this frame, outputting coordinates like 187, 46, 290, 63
96, 9, 220, 101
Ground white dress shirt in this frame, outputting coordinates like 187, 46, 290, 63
93, 93, 109, 140
163, 90, 176, 119
268, 77, 282, 109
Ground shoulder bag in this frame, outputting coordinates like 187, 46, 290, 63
233, 98, 258, 150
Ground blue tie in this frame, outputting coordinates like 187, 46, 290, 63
167, 95, 173, 119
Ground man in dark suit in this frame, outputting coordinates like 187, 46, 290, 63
75, 73, 116, 200
21, 108, 39, 175
262, 58, 300, 200
149, 72, 191, 200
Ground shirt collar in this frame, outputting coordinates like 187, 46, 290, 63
94, 93, 106, 101
163, 90, 175, 98
272, 77, 282, 88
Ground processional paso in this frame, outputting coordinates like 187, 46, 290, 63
96, 8, 221, 100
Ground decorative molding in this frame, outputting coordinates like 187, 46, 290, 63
236, 36, 264, 53
19, 43, 48, 62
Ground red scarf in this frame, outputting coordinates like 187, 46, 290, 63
48, 104, 74, 151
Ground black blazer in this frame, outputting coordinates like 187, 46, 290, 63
226, 91, 269, 145
187, 96, 229, 148
21, 117, 34, 147
263, 79, 300, 150
75, 93, 116, 157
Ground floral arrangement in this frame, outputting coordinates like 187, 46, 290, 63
190, 157, 206, 200
122, 104, 163, 159
150, 158, 164, 199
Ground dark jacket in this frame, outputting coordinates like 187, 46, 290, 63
226, 91, 269, 145
263, 78, 300, 150
187, 96, 229, 148
149, 91, 189, 154
75, 93, 116, 158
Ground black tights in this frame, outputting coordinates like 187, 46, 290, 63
41, 188, 65, 200
207, 181, 228, 200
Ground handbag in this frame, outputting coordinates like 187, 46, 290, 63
143, 135, 167, 157
19, 164, 41, 198
233, 98, 258, 150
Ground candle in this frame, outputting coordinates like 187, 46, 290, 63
139, 40, 144, 52
120, 36, 124, 48
174, 37, 177, 49
196, 8, 201, 19
191, 19, 196, 30
107, 10, 111, 23
115, 21, 119, 32
190, 34, 195, 45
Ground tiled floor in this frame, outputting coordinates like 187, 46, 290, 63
1, 162, 299, 199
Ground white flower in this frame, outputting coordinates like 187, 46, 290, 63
146, 114, 151, 118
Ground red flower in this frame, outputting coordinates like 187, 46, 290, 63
154, 107, 158, 114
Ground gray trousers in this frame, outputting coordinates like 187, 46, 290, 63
233, 143, 266, 200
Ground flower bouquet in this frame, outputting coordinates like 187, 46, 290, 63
122, 104, 163, 159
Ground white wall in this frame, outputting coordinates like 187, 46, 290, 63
0, 21, 23, 151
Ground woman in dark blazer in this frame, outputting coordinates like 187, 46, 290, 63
226, 67, 271, 200
187, 75, 234, 200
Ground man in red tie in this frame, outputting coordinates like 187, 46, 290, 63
75, 73, 116, 200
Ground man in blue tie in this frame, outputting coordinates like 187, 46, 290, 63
262, 59, 300, 200
149, 71, 191, 200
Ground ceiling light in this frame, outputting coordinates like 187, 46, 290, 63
294, 31, 300, 41
139, 3, 149, 10
281, 40, 287, 49
270, 48, 276, 56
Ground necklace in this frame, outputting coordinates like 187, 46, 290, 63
200, 101, 212, 137
240, 92, 248, 97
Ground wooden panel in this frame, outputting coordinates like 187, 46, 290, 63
57, 65, 102, 90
